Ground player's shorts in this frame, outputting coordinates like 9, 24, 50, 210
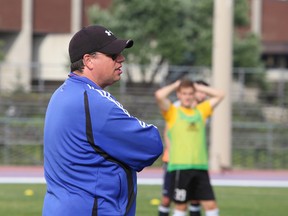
161, 163, 173, 197
169, 169, 215, 203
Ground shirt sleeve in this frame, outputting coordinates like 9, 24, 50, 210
162, 104, 177, 129
196, 101, 213, 122
87, 91, 163, 172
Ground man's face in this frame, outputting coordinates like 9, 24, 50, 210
176, 87, 195, 108
91, 53, 125, 88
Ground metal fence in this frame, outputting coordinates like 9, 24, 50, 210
0, 65, 288, 169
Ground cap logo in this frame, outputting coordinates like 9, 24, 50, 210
105, 30, 113, 36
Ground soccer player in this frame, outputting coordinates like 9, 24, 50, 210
158, 80, 210, 216
155, 79, 224, 216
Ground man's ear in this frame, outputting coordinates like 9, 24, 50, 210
82, 54, 93, 70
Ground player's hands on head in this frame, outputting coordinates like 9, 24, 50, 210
174, 80, 181, 88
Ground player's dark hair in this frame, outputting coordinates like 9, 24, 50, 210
195, 80, 209, 86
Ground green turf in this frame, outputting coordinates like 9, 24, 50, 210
0, 184, 45, 216
0, 184, 287, 216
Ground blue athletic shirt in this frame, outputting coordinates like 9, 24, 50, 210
42, 73, 163, 216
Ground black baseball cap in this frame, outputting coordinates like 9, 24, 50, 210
69, 25, 134, 63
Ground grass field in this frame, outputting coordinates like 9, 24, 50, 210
0, 184, 287, 216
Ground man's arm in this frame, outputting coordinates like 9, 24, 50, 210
87, 90, 163, 172
154, 80, 181, 112
194, 83, 225, 109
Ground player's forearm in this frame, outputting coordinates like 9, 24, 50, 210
195, 84, 225, 108
195, 84, 225, 100
155, 80, 180, 100
154, 80, 180, 111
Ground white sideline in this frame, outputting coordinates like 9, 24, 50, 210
0, 177, 288, 187
0, 177, 46, 184
137, 178, 288, 188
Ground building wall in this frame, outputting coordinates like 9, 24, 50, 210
261, 0, 288, 59
0, 0, 112, 91
33, 0, 112, 82
0, 0, 288, 91
1, 0, 287, 43
0, 0, 111, 33
262, 0, 288, 43
33, 0, 71, 33
0, 0, 22, 32
33, 34, 71, 81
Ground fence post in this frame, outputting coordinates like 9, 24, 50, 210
3, 118, 11, 164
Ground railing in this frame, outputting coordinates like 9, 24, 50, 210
0, 65, 287, 168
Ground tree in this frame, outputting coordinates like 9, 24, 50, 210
88, 0, 262, 84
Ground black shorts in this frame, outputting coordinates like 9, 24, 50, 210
169, 169, 215, 203
161, 163, 173, 197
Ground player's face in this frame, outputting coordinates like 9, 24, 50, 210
177, 87, 195, 108
195, 91, 207, 103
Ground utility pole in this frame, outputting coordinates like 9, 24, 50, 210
251, 0, 262, 36
71, 0, 82, 33
1, 0, 33, 91
210, 0, 234, 172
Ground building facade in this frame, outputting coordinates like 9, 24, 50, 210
0, 0, 111, 91
0, 0, 287, 91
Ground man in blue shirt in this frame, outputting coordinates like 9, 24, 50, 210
42, 25, 163, 216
